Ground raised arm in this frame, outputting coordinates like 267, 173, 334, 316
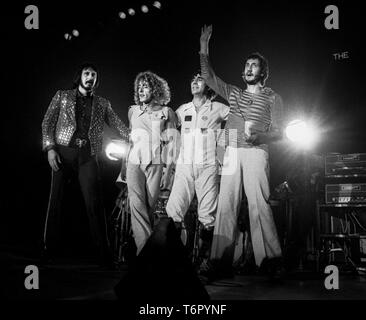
199, 25, 232, 102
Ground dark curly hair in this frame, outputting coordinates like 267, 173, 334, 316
134, 71, 171, 106
191, 73, 217, 100
243, 52, 269, 86
72, 62, 100, 89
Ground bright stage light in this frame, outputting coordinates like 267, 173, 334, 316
141, 5, 149, 13
153, 1, 161, 9
128, 8, 135, 16
285, 119, 319, 149
105, 140, 130, 161
118, 12, 126, 19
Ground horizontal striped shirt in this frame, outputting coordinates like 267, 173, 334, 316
200, 53, 284, 150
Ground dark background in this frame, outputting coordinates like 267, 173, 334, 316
1, 1, 365, 255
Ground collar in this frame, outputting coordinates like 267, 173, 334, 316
77, 88, 94, 98
183, 99, 212, 112
136, 104, 164, 117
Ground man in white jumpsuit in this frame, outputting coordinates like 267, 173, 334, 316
166, 74, 229, 240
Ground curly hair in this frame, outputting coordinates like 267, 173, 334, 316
134, 71, 171, 106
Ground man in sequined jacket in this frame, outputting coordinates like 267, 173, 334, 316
41, 63, 129, 266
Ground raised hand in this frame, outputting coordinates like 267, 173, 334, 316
200, 24, 212, 45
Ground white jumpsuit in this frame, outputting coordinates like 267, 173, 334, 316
166, 100, 229, 227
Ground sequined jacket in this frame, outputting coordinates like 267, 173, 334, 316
42, 89, 129, 155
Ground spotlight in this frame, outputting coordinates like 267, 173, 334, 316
128, 8, 135, 16
64, 33, 72, 40
72, 29, 79, 37
141, 5, 149, 13
285, 119, 319, 149
105, 140, 130, 161
153, 1, 161, 9
118, 11, 126, 19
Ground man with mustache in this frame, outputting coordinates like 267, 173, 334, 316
199, 25, 285, 280
41, 63, 129, 267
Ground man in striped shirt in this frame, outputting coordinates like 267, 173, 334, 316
199, 25, 284, 279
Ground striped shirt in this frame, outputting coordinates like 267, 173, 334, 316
200, 53, 284, 150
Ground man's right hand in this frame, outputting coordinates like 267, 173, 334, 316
200, 24, 212, 54
48, 149, 61, 171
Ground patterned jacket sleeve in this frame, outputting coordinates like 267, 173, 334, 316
105, 101, 130, 142
42, 90, 61, 152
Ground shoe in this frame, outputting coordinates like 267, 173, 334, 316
197, 260, 217, 284
261, 257, 286, 282
235, 261, 258, 275
198, 260, 234, 284
271, 265, 286, 282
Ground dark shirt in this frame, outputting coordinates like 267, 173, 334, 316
72, 90, 93, 141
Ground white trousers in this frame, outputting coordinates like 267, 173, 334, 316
210, 147, 282, 267
127, 163, 163, 255
166, 164, 218, 228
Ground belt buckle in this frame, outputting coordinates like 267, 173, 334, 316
75, 138, 87, 148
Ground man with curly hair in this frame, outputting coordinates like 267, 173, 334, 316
166, 73, 229, 251
199, 25, 285, 280
127, 71, 177, 255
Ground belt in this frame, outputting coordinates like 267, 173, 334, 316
74, 138, 88, 148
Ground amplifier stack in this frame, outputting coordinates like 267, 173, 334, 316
325, 153, 366, 205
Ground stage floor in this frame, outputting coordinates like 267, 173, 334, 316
1, 245, 366, 300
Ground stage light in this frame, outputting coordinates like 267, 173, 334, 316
118, 12, 126, 19
64, 33, 72, 40
153, 1, 161, 9
285, 119, 319, 149
141, 5, 149, 13
128, 8, 135, 16
72, 29, 79, 37
105, 140, 130, 161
